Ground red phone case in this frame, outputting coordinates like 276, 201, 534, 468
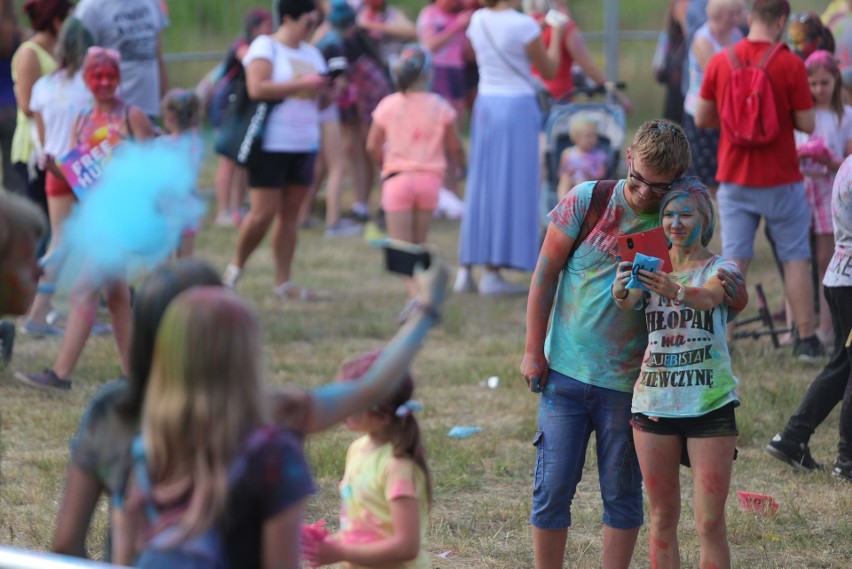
617, 227, 673, 273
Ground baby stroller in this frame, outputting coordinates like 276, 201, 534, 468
541, 83, 628, 223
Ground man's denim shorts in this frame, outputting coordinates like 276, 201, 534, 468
530, 369, 643, 530
717, 181, 811, 262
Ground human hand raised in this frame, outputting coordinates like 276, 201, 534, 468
414, 251, 450, 312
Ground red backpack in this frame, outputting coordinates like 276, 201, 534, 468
719, 42, 786, 147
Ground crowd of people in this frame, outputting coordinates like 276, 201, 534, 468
0, 0, 851, 569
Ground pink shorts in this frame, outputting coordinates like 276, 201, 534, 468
804, 175, 834, 235
381, 171, 442, 213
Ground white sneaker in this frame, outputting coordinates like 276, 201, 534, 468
434, 188, 465, 220
453, 267, 477, 293
478, 271, 527, 296
223, 264, 242, 289
215, 212, 234, 227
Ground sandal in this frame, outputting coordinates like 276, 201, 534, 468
273, 282, 322, 302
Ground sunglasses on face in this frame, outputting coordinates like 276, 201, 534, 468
628, 158, 674, 194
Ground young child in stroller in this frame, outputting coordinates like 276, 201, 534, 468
556, 116, 608, 200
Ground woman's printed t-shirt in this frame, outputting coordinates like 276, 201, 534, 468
242, 35, 327, 152
544, 180, 659, 394
339, 436, 430, 569
824, 155, 852, 287
372, 91, 456, 178
633, 255, 740, 418
416, 5, 466, 69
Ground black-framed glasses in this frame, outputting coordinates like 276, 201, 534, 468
628, 158, 674, 194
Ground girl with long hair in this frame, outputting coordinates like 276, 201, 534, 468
113, 287, 315, 569
304, 351, 432, 569
795, 50, 852, 346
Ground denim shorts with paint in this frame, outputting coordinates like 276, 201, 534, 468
530, 369, 643, 530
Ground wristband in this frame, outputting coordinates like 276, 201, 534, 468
610, 284, 628, 301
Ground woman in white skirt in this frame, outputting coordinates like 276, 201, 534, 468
456, 0, 564, 295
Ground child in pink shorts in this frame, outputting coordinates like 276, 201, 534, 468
367, 44, 465, 298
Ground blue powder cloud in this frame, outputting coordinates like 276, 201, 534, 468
57, 135, 206, 289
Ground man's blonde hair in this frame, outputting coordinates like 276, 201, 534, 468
0, 191, 46, 267
630, 119, 691, 178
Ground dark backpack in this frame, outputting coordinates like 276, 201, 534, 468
568, 179, 617, 259
131, 428, 277, 569
719, 42, 785, 147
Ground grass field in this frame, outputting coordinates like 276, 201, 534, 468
1, 187, 851, 568
2, 1, 850, 567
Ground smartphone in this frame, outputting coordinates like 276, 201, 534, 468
324, 56, 348, 79
530, 376, 542, 393
383, 239, 431, 276
617, 227, 673, 273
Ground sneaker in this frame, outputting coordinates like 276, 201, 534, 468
478, 271, 527, 296
215, 212, 234, 227
19, 319, 64, 338
223, 264, 242, 290
324, 218, 363, 237
91, 321, 113, 336
453, 268, 477, 293
793, 335, 827, 364
14, 368, 72, 393
832, 457, 852, 482
765, 433, 824, 473
0, 321, 15, 365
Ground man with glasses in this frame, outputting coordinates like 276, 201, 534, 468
696, 0, 822, 362
520, 120, 692, 569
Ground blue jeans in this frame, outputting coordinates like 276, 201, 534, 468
530, 369, 643, 530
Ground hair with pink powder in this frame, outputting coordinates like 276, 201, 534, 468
805, 50, 845, 121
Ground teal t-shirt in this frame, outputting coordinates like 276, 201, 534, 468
632, 255, 740, 417
544, 180, 659, 393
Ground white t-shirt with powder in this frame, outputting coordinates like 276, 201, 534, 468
29, 70, 92, 158
466, 8, 540, 96
824, 155, 852, 288
242, 35, 327, 153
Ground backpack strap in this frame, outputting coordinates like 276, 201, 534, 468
568, 179, 617, 258
757, 42, 785, 70
725, 45, 742, 70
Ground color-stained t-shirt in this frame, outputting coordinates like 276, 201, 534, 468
416, 5, 466, 69
339, 436, 430, 569
632, 255, 740, 418
545, 180, 659, 393
700, 40, 813, 187
372, 91, 456, 178
71, 378, 138, 497
824, 155, 852, 287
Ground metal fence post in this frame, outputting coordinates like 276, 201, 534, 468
604, 0, 619, 105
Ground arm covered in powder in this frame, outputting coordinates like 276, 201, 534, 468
520, 223, 575, 391
271, 258, 449, 434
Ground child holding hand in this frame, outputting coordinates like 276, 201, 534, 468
303, 352, 431, 569
557, 117, 607, 200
